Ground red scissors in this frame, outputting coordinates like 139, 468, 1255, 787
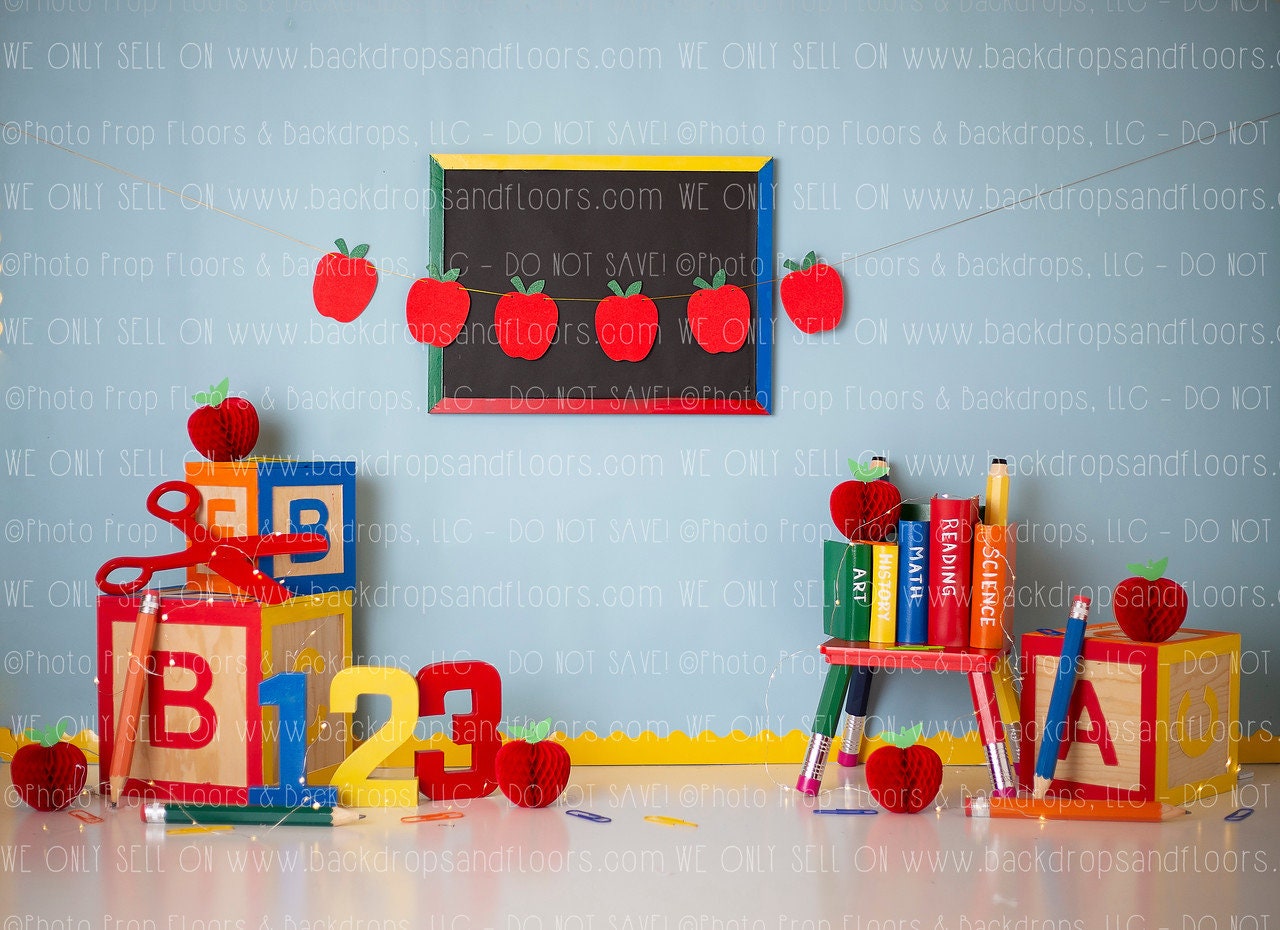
95, 480, 329, 604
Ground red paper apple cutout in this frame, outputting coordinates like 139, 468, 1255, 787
780, 251, 844, 334
495, 718, 571, 808
11, 722, 87, 812
865, 724, 942, 814
407, 265, 470, 347
1114, 557, 1188, 643
687, 268, 749, 354
596, 280, 658, 362
495, 276, 558, 360
313, 238, 378, 323
829, 459, 902, 542
187, 377, 259, 461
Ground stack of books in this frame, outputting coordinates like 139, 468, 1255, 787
823, 461, 1015, 651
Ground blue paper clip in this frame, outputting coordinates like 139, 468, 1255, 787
1037, 628, 1064, 636
1225, 807, 1253, 822
566, 809, 612, 824
813, 808, 877, 815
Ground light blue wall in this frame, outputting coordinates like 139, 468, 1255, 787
2, 1, 1277, 747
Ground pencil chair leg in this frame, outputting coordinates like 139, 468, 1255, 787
836, 667, 874, 767
969, 669, 1017, 797
797, 664, 852, 795
992, 655, 1021, 766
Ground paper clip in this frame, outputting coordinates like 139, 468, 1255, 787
68, 809, 105, 825
812, 808, 878, 815
1036, 628, 1064, 636
644, 815, 697, 828
1225, 807, 1253, 822
566, 809, 611, 824
401, 811, 464, 823
167, 825, 233, 836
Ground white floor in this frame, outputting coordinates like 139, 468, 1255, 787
2, 764, 1276, 928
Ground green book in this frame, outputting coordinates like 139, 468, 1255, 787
849, 542, 874, 641
822, 540, 854, 638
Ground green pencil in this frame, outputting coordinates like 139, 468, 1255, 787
142, 802, 363, 827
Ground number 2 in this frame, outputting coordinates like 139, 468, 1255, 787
328, 666, 419, 807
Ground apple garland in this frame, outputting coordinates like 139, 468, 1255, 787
687, 268, 750, 354
596, 280, 659, 362
406, 265, 470, 348
313, 238, 379, 323
780, 251, 844, 334
495, 275, 559, 360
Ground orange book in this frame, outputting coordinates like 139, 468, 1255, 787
969, 523, 1016, 650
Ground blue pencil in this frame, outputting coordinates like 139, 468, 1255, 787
1033, 595, 1091, 799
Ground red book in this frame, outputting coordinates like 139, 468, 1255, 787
928, 495, 979, 647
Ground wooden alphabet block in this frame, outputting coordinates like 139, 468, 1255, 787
96, 588, 352, 804
1019, 623, 1239, 804
184, 458, 356, 597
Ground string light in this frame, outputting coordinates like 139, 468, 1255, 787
4, 113, 1276, 301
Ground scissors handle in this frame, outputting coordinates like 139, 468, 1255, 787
95, 550, 196, 596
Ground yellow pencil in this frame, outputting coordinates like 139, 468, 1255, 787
985, 458, 1010, 526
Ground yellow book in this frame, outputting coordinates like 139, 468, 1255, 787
870, 542, 898, 643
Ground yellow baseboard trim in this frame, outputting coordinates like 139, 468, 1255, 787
4, 727, 1277, 766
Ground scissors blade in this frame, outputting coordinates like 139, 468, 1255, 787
206, 545, 294, 604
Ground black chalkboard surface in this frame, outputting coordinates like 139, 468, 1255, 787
426, 155, 774, 414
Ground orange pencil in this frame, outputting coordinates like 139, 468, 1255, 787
965, 796, 1187, 822
109, 591, 161, 806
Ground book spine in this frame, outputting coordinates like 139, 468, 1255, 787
928, 496, 979, 647
822, 540, 855, 639
870, 542, 898, 643
896, 519, 929, 645
849, 542, 873, 641
970, 523, 1017, 649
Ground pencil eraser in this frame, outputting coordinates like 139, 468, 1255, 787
796, 776, 821, 796
836, 750, 860, 768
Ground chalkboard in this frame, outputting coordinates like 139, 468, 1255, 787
426, 155, 773, 414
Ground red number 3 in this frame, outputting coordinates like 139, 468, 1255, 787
415, 661, 502, 801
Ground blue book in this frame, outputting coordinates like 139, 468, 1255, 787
896, 514, 929, 645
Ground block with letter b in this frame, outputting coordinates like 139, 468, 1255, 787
96, 588, 352, 804
1019, 623, 1239, 804
184, 458, 356, 597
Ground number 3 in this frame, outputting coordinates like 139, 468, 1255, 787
415, 661, 502, 801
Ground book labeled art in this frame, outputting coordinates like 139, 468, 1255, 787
848, 542, 874, 641
823, 540, 855, 639
928, 496, 979, 648
970, 523, 1017, 650
896, 506, 929, 645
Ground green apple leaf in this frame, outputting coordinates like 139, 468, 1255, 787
693, 276, 711, 290
442, 268, 460, 282
510, 275, 526, 294
607, 280, 626, 298
803, 250, 818, 270
528, 280, 546, 295
849, 459, 890, 483
1126, 557, 1169, 581
712, 268, 726, 289
882, 723, 923, 750
334, 238, 349, 256
350, 244, 370, 260
783, 259, 801, 272
624, 281, 642, 298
